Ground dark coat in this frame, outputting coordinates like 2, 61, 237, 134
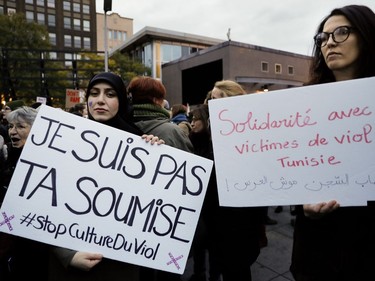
189, 129, 264, 281
0, 145, 49, 281
290, 204, 375, 281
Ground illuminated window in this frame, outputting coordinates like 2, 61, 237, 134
26, 11, 34, 22
73, 3, 80, 12
83, 20, 90, 31
73, 18, 80, 30
74, 36, 81, 48
64, 17, 71, 29
64, 35, 72, 47
49, 33, 56, 45
63, 1, 70, 11
37, 13, 45, 24
65, 53, 73, 66
48, 14, 55, 26
82, 4, 89, 14
47, 0, 55, 8
83, 37, 91, 49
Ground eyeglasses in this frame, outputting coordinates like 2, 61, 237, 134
314, 26, 354, 48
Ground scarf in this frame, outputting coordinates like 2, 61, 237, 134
133, 104, 170, 121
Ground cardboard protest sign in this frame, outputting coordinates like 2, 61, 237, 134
0, 105, 213, 274
209, 77, 375, 207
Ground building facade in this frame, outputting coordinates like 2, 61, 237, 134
0, 0, 98, 59
117, 26, 312, 106
162, 40, 312, 106
0, 0, 101, 107
96, 12, 132, 53
117, 26, 224, 79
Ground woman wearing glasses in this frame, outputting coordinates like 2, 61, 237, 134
290, 5, 375, 281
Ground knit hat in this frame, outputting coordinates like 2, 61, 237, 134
86, 72, 128, 119
6, 100, 25, 111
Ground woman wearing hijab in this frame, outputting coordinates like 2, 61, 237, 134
49, 72, 163, 281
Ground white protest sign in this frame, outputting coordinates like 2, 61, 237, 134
209, 77, 375, 207
0, 105, 213, 274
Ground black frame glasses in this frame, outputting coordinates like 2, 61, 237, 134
314, 26, 354, 48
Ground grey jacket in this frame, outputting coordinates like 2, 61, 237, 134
135, 118, 194, 153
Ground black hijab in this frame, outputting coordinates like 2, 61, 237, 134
86, 72, 143, 135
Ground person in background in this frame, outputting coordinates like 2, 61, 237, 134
69, 102, 88, 118
0, 111, 7, 141
187, 104, 219, 281
201, 80, 265, 281
30, 102, 42, 109
170, 103, 192, 137
203, 91, 212, 105
1, 100, 25, 138
49, 72, 164, 281
290, 5, 375, 281
162, 99, 170, 110
0, 106, 49, 281
128, 76, 193, 153
127, 76, 193, 281
4, 100, 25, 112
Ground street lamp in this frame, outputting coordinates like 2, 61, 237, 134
104, 0, 112, 72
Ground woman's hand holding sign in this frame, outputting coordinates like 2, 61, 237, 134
70, 251, 103, 271
303, 200, 340, 219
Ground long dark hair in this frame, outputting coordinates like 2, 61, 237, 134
189, 104, 212, 158
308, 5, 375, 85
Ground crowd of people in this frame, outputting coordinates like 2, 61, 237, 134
0, 4, 374, 281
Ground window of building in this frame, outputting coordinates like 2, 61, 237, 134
63, 1, 71, 11
73, 3, 80, 12
288, 65, 294, 75
65, 53, 73, 66
83, 20, 90, 31
122, 31, 127, 41
82, 4, 89, 14
116, 30, 122, 40
47, 0, 55, 8
37, 12, 45, 24
36, 0, 44, 6
275, 63, 282, 74
64, 34, 72, 47
25, 0, 33, 4
7, 8, 16, 14
108, 30, 112, 39
0, 6, 4, 15
143, 44, 152, 68
47, 14, 55, 26
64, 17, 71, 29
26, 11, 34, 22
161, 44, 182, 63
49, 33, 56, 45
74, 36, 81, 48
261, 61, 269, 72
83, 37, 91, 49
73, 18, 80, 30
181, 46, 190, 57
48, 52, 57, 59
